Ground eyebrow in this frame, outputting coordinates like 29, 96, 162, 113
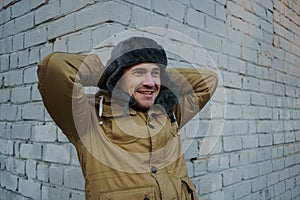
131, 67, 160, 72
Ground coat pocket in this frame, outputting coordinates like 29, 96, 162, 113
99, 187, 155, 200
181, 177, 198, 200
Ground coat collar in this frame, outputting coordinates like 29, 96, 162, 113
93, 90, 167, 117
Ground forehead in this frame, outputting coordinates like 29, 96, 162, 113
125, 63, 160, 72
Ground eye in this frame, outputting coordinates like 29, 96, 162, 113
133, 69, 144, 76
152, 70, 160, 77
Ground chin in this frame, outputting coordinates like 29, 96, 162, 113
135, 102, 155, 110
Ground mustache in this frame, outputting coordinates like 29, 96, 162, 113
135, 85, 158, 91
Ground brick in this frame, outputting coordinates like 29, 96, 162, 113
110, 2, 131, 25
35, 0, 60, 25
64, 166, 85, 189
14, 12, 34, 33
32, 123, 56, 142
40, 43, 53, 59
186, 9, 205, 29
53, 37, 68, 52
222, 71, 242, 89
42, 185, 70, 200
183, 139, 198, 159
0, 54, 9, 72
257, 120, 274, 133
6, 157, 25, 176
67, 30, 91, 53
242, 105, 258, 119
30, 0, 45, 9
167, 0, 185, 21
242, 46, 258, 62
199, 174, 222, 194
131, 5, 168, 28
49, 164, 63, 185
11, 123, 31, 140
0, 122, 8, 139
152, 0, 168, 15
77, 1, 130, 29
227, 88, 251, 105
222, 39, 241, 58
48, 14, 76, 40
19, 178, 41, 199
258, 107, 272, 119
224, 105, 242, 119
0, 89, 10, 103
250, 92, 266, 106
70, 192, 85, 200
3, 20, 15, 38
223, 136, 242, 152
234, 181, 252, 199
12, 33, 24, 51
75, 3, 109, 30
0, 103, 20, 122
11, 86, 31, 103
43, 144, 70, 164
191, 0, 215, 16
206, 16, 226, 37
0, 8, 11, 25
91, 24, 125, 49
193, 159, 207, 176
70, 144, 80, 166
24, 66, 38, 84
37, 163, 49, 182
222, 120, 248, 135
61, 0, 94, 14
0, 171, 18, 191
222, 168, 242, 186
207, 157, 219, 172
200, 137, 222, 155
18, 49, 30, 68
258, 161, 272, 175
4, 70, 23, 87
24, 26, 47, 48
199, 31, 222, 51
25, 159, 37, 178
28, 46, 40, 64
22, 102, 44, 121
0, 37, 12, 54
31, 84, 42, 101
9, 52, 18, 69
11, 0, 31, 18
20, 143, 42, 159
258, 148, 271, 162
242, 135, 258, 149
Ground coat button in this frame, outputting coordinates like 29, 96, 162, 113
151, 166, 157, 174
148, 123, 154, 129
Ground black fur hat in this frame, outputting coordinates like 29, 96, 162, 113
99, 36, 179, 112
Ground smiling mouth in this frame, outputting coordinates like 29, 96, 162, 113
138, 91, 154, 95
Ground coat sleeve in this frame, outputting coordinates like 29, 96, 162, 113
168, 68, 218, 129
37, 52, 105, 144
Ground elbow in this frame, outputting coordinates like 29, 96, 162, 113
203, 70, 219, 97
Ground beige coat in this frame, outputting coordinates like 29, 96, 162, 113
37, 52, 218, 200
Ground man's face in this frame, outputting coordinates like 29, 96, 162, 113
117, 63, 161, 110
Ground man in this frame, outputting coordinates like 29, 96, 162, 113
37, 37, 218, 200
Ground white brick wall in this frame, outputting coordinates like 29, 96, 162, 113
0, 0, 300, 199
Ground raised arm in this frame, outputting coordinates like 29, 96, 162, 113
168, 68, 218, 129
37, 52, 104, 143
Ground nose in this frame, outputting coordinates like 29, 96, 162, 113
142, 73, 155, 87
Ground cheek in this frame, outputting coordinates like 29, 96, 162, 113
155, 78, 161, 88
122, 79, 140, 94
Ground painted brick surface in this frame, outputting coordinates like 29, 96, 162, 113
0, 0, 300, 199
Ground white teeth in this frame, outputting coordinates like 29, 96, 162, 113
140, 91, 152, 95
